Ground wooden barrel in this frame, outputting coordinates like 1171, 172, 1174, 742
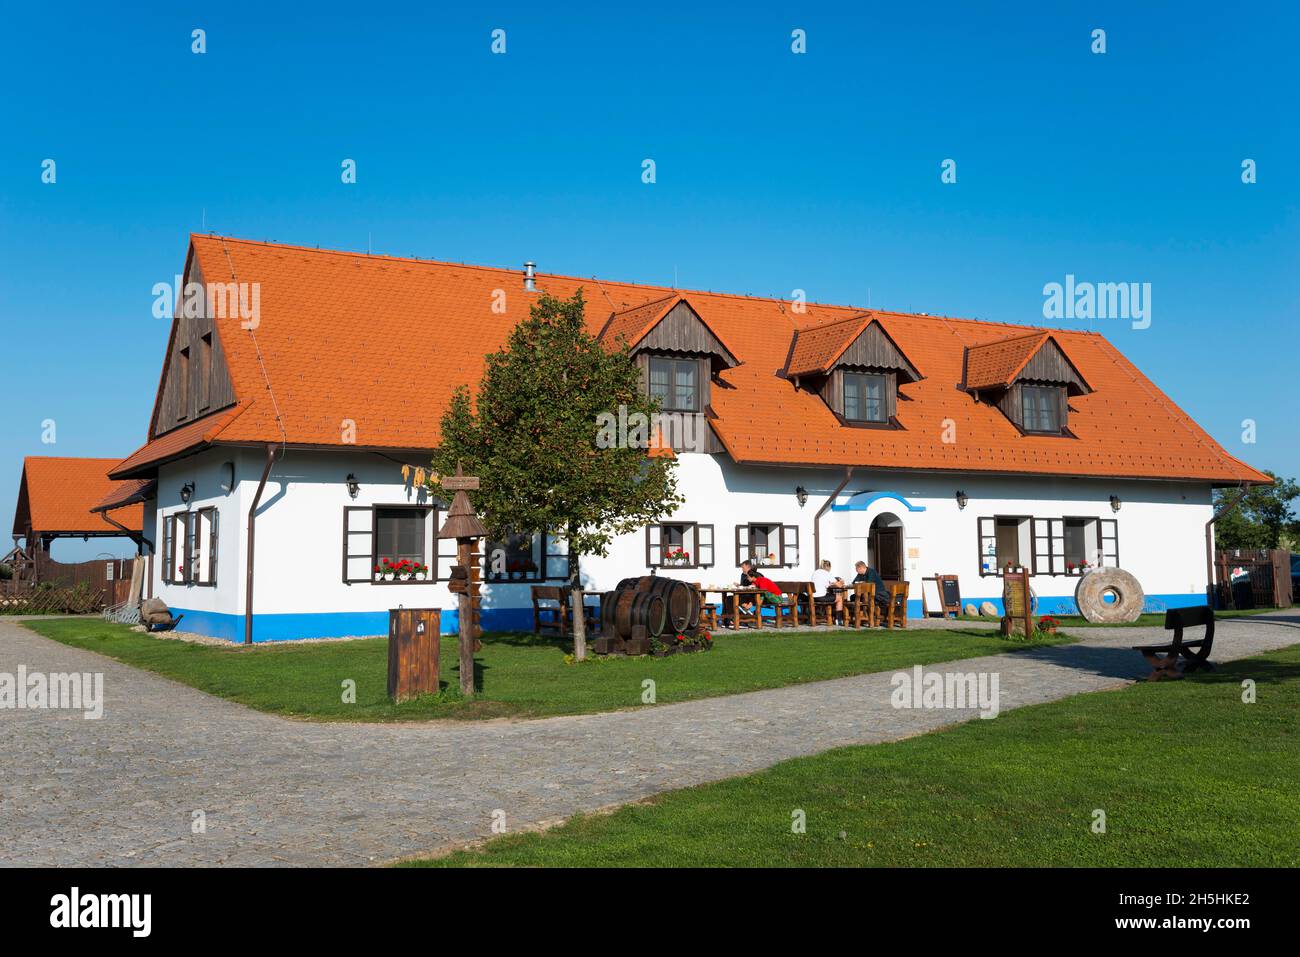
606, 587, 667, 640
616, 576, 697, 634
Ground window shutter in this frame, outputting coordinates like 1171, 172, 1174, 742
646, 525, 662, 567
696, 524, 715, 567
1098, 519, 1119, 568
977, 517, 996, 576
1031, 519, 1049, 575
434, 509, 458, 581
196, 507, 218, 586
161, 516, 173, 584
781, 525, 799, 567
1031, 518, 1064, 575
734, 525, 749, 566
342, 506, 375, 583
544, 531, 569, 581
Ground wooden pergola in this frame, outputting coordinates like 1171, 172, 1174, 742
10, 457, 148, 582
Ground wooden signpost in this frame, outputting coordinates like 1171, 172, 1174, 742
1001, 567, 1035, 638
437, 466, 487, 697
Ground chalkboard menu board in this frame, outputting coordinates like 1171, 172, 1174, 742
922, 575, 962, 618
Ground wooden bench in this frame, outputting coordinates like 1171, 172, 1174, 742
1133, 606, 1215, 681
772, 581, 814, 628
531, 585, 599, 636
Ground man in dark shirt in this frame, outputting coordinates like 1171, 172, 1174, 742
851, 561, 892, 617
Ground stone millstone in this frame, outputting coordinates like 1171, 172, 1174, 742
979, 601, 999, 618
1075, 567, 1145, 623
964, 603, 979, 617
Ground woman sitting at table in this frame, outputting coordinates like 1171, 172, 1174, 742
749, 570, 785, 606
811, 559, 846, 624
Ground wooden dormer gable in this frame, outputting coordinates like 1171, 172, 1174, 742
599, 294, 739, 368
148, 242, 238, 439
963, 332, 1092, 436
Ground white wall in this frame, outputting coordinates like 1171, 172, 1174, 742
148, 447, 1214, 638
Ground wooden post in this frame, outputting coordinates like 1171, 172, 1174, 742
437, 465, 488, 698
456, 538, 481, 697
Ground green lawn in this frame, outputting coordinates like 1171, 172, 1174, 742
409, 645, 1300, 867
23, 618, 1070, 722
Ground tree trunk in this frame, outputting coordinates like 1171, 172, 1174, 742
568, 521, 586, 661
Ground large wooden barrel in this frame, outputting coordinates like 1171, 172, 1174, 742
614, 576, 697, 634
605, 587, 668, 639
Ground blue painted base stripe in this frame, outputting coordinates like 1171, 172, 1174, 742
169, 592, 1209, 642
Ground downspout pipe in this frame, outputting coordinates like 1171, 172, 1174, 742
1205, 487, 1245, 608
813, 467, 855, 567
245, 444, 279, 645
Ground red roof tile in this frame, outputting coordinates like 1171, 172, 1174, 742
117, 235, 1268, 486
12, 457, 145, 536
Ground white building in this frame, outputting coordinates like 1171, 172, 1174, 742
100, 236, 1268, 640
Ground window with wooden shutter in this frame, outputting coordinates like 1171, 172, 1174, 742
342, 506, 375, 583
544, 532, 569, 581
1031, 518, 1064, 575
781, 525, 799, 567
194, 507, 218, 586
434, 513, 458, 581
977, 517, 997, 576
734, 524, 750, 566
1098, 519, 1119, 568
161, 515, 175, 584
696, 524, 714, 567
645, 524, 663, 567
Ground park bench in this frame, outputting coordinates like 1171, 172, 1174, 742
1132, 605, 1215, 681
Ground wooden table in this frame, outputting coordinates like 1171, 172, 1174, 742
705, 587, 763, 630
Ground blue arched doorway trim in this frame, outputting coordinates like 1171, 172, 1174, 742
830, 491, 927, 513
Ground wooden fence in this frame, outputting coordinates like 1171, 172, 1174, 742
0, 579, 109, 615
1213, 549, 1293, 609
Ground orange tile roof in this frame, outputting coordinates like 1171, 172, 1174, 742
963, 331, 1051, 390
91, 478, 156, 513
110, 405, 248, 479
788, 312, 869, 376
12, 457, 145, 536
598, 293, 680, 348
114, 235, 1268, 486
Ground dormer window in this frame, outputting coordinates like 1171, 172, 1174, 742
843, 371, 888, 423
1022, 384, 1064, 434
785, 313, 922, 429
964, 332, 1091, 437
648, 356, 701, 412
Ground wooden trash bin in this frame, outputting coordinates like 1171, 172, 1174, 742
388, 608, 441, 703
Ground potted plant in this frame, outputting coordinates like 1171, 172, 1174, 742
415, 563, 429, 581
1038, 614, 1059, 636
663, 548, 690, 567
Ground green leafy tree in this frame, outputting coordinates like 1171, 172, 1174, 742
1212, 472, 1299, 549
430, 290, 682, 658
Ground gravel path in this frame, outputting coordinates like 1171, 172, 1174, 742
2, 611, 1297, 866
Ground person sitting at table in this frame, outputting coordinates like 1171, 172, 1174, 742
810, 559, 846, 624
851, 560, 892, 618
735, 560, 759, 616
750, 570, 785, 606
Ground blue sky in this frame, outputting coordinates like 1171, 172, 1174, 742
1, 1, 1296, 560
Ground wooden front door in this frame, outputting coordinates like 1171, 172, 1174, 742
871, 526, 904, 581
